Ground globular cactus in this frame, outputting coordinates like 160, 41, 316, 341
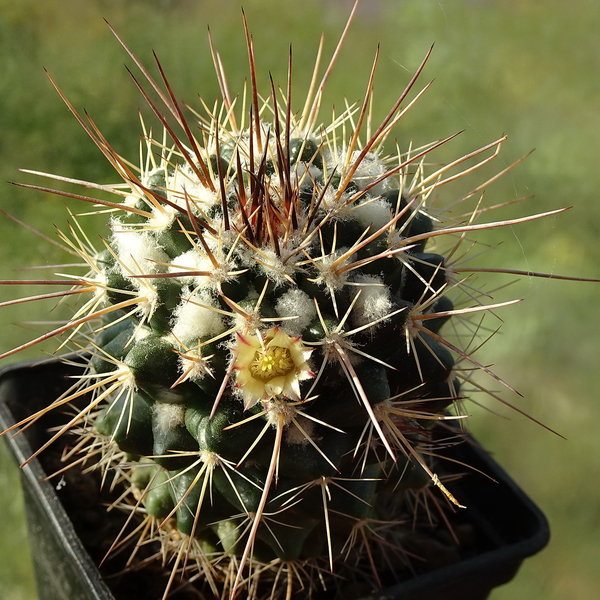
1, 10, 580, 600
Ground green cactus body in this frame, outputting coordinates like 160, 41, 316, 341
1, 10, 578, 600
88, 124, 456, 565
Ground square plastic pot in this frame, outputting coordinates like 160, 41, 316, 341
0, 357, 549, 600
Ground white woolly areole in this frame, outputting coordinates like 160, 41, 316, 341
110, 230, 170, 320
153, 402, 186, 434
92, 271, 108, 300
353, 197, 393, 232
353, 153, 387, 195
148, 203, 177, 230
232, 241, 256, 270
167, 165, 219, 211
123, 194, 143, 208
178, 349, 213, 383
201, 226, 238, 258
232, 305, 263, 334
275, 288, 316, 337
313, 247, 355, 292
323, 149, 386, 190
113, 230, 170, 278
319, 185, 347, 213
294, 163, 322, 190
338, 150, 387, 193
257, 248, 298, 287
169, 249, 231, 290
172, 290, 226, 346
349, 274, 393, 329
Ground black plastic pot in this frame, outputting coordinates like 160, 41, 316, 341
0, 357, 549, 600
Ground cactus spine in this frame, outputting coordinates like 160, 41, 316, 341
1, 9, 578, 600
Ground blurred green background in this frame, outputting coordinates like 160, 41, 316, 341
1, 0, 599, 599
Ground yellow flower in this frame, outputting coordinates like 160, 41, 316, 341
233, 327, 314, 407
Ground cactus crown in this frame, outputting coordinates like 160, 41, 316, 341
1, 7, 583, 600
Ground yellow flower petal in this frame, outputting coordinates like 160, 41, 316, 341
233, 327, 313, 406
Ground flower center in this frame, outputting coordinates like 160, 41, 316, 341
250, 346, 295, 382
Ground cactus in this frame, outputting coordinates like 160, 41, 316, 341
2, 8, 592, 600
